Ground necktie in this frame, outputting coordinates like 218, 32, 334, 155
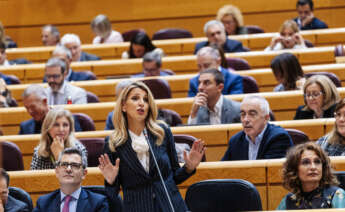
53, 92, 58, 105
62, 195, 72, 212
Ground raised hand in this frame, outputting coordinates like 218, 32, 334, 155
98, 154, 120, 185
50, 136, 64, 160
183, 139, 206, 173
302, 12, 314, 27
270, 36, 283, 49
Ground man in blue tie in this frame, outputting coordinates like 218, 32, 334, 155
33, 148, 109, 212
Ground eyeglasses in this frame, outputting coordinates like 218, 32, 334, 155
57, 162, 83, 170
45, 74, 62, 80
335, 112, 345, 120
304, 92, 323, 99
300, 158, 322, 167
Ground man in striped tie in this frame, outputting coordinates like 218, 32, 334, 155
33, 148, 109, 212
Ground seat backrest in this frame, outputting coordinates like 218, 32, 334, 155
0, 141, 24, 171
173, 134, 206, 162
152, 28, 193, 40
335, 44, 345, 57
286, 128, 310, 145
79, 138, 105, 167
4, 74, 21, 84
305, 72, 341, 87
158, 108, 182, 127
121, 29, 146, 42
334, 171, 345, 190
83, 185, 123, 212
73, 113, 96, 131
185, 179, 262, 212
242, 75, 259, 93
226, 57, 251, 71
9, 187, 33, 212
84, 70, 97, 80
86, 91, 100, 103
141, 79, 172, 99
246, 25, 265, 34
304, 39, 314, 48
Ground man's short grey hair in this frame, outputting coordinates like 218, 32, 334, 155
203, 20, 225, 34
42, 24, 60, 40
143, 51, 162, 68
53, 45, 72, 60
22, 84, 48, 100
61, 33, 81, 46
241, 95, 270, 116
57, 147, 87, 169
115, 80, 133, 97
196, 46, 220, 60
46, 57, 67, 74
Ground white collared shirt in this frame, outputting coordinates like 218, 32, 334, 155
188, 95, 224, 125
245, 124, 268, 160
129, 130, 150, 173
60, 187, 81, 212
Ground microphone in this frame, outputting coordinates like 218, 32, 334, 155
143, 128, 175, 212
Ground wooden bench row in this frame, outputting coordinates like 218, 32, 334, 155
6, 28, 345, 63
1, 46, 337, 84
0, 118, 336, 170
6, 63, 345, 106
3, 0, 345, 47
7, 156, 345, 210
1, 88, 345, 135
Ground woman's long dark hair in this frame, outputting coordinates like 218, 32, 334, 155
129, 32, 156, 58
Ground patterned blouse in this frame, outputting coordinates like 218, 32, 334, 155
30, 140, 88, 170
317, 135, 345, 156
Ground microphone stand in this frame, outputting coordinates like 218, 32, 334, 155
143, 128, 175, 212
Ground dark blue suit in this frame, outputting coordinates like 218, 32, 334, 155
222, 123, 293, 161
188, 67, 243, 97
5, 195, 30, 212
19, 115, 82, 135
0, 73, 14, 85
104, 124, 194, 212
194, 38, 247, 54
33, 188, 109, 212
293, 17, 328, 30
79, 52, 100, 61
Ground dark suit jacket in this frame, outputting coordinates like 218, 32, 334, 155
193, 97, 241, 125
188, 67, 243, 97
222, 123, 293, 161
293, 104, 336, 120
19, 115, 82, 135
293, 17, 328, 30
104, 124, 194, 212
79, 52, 100, 62
33, 188, 109, 212
194, 38, 247, 54
5, 195, 30, 212
9, 58, 31, 65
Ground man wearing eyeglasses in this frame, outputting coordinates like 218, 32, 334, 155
222, 95, 293, 161
33, 147, 109, 212
45, 57, 87, 105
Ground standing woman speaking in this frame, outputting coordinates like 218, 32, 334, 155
98, 81, 205, 212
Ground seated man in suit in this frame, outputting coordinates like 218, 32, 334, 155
0, 168, 30, 212
61, 33, 100, 62
194, 20, 247, 54
45, 57, 87, 105
222, 95, 293, 161
188, 46, 243, 97
293, 0, 328, 30
132, 51, 174, 78
41, 24, 60, 46
33, 147, 109, 212
19, 84, 82, 134
188, 68, 240, 125
43, 46, 96, 82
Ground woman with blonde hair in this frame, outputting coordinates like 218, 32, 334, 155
277, 142, 345, 209
30, 107, 87, 170
98, 81, 205, 211
216, 4, 248, 35
294, 75, 340, 120
266, 20, 306, 51
91, 14, 123, 44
